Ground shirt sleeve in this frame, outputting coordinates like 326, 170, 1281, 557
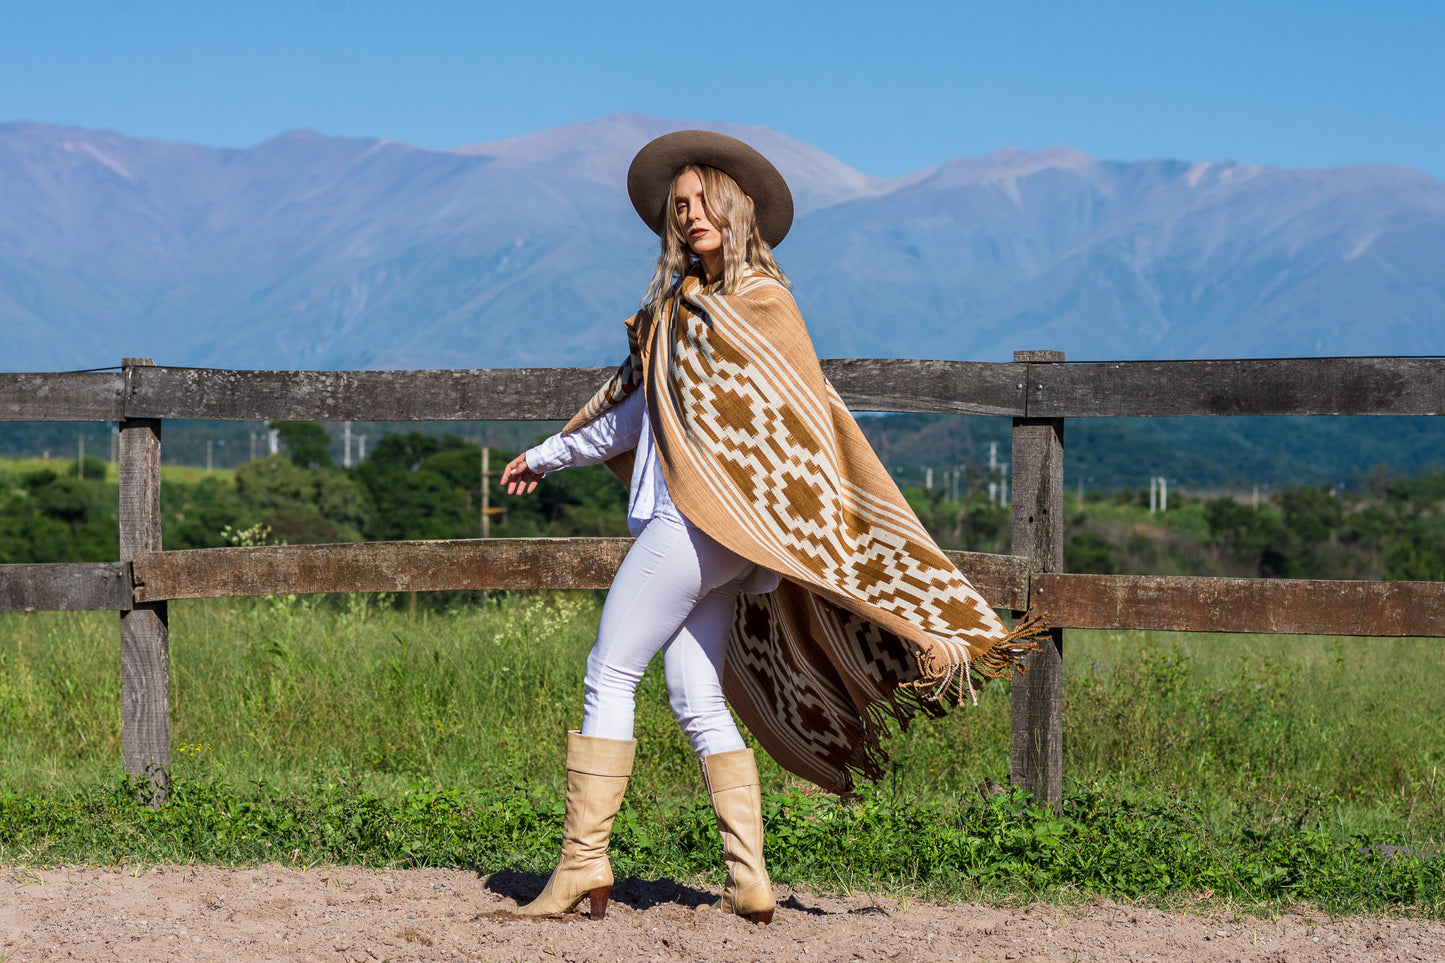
525, 386, 645, 473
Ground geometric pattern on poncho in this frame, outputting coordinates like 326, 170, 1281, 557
566, 269, 1031, 794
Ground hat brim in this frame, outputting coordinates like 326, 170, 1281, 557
627, 130, 794, 249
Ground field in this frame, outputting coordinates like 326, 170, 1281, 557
1, 592, 1440, 923
0, 456, 232, 485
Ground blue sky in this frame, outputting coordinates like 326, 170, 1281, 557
3, 0, 1442, 180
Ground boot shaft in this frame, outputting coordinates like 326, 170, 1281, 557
702, 747, 774, 919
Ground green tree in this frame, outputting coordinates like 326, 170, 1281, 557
1277, 485, 1344, 577
353, 433, 480, 541
233, 455, 368, 543
162, 475, 242, 549
1204, 496, 1292, 577
0, 466, 118, 562
349, 432, 630, 541
1386, 472, 1445, 502
67, 456, 109, 481
270, 421, 334, 469
1384, 520, 1445, 581
1066, 532, 1119, 574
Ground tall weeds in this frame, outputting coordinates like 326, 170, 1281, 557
1, 596, 1440, 852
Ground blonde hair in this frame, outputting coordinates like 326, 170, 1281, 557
642, 164, 790, 309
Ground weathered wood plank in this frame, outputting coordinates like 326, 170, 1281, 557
1034, 573, 1445, 637
8, 357, 1443, 423
821, 359, 1028, 416
1028, 357, 1445, 417
0, 562, 131, 611
46, 356, 1445, 421
945, 550, 1030, 611
122, 366, 616, 421
0, 371, 124, 421
119, 359, 169, 803
1009, 351, 1066, 808
132, 538, 637, 600
132, 538, 1032, 608
121, 361, 1032, 421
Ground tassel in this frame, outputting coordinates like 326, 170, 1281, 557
1003, 606, 1051, 651
907, 608, 1051, 706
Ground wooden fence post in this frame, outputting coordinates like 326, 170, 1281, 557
119, 358, 169, 804
1009, 349, 1065, 809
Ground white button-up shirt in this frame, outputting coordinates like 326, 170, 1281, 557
526, 387, 781, 595
525, 387, 684, 537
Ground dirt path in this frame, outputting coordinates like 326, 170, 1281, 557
2, 864, 1441, 962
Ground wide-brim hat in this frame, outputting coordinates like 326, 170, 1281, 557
627, 130, 794, 248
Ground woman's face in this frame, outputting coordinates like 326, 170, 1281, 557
673, 170, 723, 261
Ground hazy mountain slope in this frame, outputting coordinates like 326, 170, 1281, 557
1, 116, 1441, 371
787, 154, 1445, 362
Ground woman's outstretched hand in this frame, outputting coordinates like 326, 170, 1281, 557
500, 452, 544, 495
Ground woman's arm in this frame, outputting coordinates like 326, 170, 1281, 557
501, 388, 645, 495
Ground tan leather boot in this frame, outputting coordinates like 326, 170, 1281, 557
515, 731, 636, 919
702, 747, 775, 924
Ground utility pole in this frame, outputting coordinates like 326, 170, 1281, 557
481, 447, 491, 538
343, 422, 352, 468
988, 442, 1000, 505
478, 445, 507, 536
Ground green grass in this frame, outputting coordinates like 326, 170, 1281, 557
0, 595, 1440, 913
0, 456, 233, 484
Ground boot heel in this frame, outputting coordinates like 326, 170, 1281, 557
749, 909, 773, 924
588, 885, 612, 919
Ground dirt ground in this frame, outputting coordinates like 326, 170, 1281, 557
2, 864, 1442, 962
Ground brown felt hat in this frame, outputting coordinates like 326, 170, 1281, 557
627, 130, 794, 248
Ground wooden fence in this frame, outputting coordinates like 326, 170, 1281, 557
2, 353, 1442, 805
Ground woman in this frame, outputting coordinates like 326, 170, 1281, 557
501, 130, 1039, 923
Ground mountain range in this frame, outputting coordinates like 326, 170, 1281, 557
2, 113, 1443, 372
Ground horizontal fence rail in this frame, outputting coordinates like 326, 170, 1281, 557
1, 352, 1441, 806
114, 361, 1031, 422
7, 356, 1440, 423
121, 365, 617, 422
822, 359, 1030, 416
128, 540, 1032, 610
0, 371, 124, 421
1034, 573, 1445, 637
1024, 357, 1445, 418
0, 562, 131, 612
12, 540, 1432, 639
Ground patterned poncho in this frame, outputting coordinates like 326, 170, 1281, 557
566, 268, 1038, 793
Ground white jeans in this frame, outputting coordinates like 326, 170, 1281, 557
581, 515, 751, 758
